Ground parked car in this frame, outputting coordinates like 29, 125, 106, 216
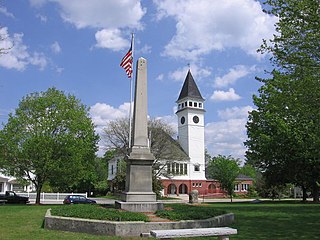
0, 191, 29, 204
63, 195, 96, 204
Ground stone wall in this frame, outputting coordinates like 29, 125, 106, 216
44, 209, 235, 237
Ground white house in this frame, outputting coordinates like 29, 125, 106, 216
0, 172, 35, 193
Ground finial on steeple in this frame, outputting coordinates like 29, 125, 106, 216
187, 63, 191, 70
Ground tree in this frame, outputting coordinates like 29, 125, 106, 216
0, 88, 99, 204
246, 0, 320, 202
207, 155, 240, 202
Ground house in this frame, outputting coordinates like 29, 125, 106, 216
108, 70, 253, 196
0, 172, 34, 193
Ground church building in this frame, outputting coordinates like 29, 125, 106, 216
159, 70, 252, 196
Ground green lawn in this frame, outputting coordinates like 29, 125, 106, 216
209, 202, 320, 240
0, 202, 319, 239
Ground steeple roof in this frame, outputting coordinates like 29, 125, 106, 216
177, 70, 204, 101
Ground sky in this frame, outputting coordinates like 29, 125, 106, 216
0, 0, 277, 161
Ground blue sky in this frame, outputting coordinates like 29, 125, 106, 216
0, 0, 277, 160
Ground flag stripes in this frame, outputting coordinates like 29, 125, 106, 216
120, 45, 133, 78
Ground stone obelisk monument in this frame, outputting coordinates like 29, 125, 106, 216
115, 57, 163, 212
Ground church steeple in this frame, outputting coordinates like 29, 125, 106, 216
176, 70, 206, 180
177, 70, 204, 102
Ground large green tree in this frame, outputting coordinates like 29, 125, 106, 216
0, 88, 99, 204
207, 155, 240, 202
246, 0, 320, 202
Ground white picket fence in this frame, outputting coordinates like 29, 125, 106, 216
18, 192, 88, 202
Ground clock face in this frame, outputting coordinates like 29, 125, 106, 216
181, 116, 185, 124
193, 115, 199, 124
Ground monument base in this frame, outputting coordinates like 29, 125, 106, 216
115, 200, 164, 212
122, 191, 157, 202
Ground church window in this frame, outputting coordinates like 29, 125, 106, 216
199, 103, 202, 108
185, 101, 187, 107
167, 163, 171, 174
194, 102, 197, 107
111, 165, 114, 175
189, 101, 192, 107
178, 104, 181, 110
168, 162, 188, 175
234, 184, 240, 192
179, 163, 184, 174
192, 183, 195, 187
194, 165, 200, 171
241, 184, 249, 191
199, 183, 202, 187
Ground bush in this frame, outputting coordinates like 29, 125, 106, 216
51, 204, 149, 222
156, 204, 227, 221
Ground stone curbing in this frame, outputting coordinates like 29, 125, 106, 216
44, 209, 235, 237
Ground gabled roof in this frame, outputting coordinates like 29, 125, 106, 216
236, 174, 254, 181
177, 70, 204, 101
150, 128, 189, 161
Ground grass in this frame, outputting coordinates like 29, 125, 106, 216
51, 204, 149, 222
0, 201, 319, 239
158, 196, 181, 200
206, 201, 320, 240
0, 205, 122, 240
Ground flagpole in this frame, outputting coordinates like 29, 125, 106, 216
128, 33, 134, 150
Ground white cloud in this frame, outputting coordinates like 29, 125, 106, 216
30, 1, 146, 51
29, 0, 47, 8
95, 29, 129, 51
90, 102, 131, 156
169, 64, 211, 82
154, 0, 277, 60
50, 41, 61, 54
0, 27, 47, 71
90, 102, 130, 134
33, 0, 146, 30
36, 14, 47, 23
156, 74, 164, 81
29, 52, 47, 70
0, 7, 14, 18
138, 44, 152, 55
214, 65, 256, 88
210, 88, 241, 101
217, 106, 254, 120
205, 106, 253, 160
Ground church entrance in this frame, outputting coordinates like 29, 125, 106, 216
168, 184, 177, 194
208, 183, 217, 193
179, 184, 188, 194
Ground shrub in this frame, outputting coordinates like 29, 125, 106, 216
156, 204, 227, 221
51, 204, 149, 222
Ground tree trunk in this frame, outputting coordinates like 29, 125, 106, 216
312, 184, 319, 203
302, 186, 307, 203
35, 184, 43, 205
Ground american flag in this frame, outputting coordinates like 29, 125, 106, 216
120, 42, 133, 78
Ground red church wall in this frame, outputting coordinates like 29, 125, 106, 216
161, 179, 223, 196
161, 179, 253, 197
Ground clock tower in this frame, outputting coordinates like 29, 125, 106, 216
176, 70, 206, 180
